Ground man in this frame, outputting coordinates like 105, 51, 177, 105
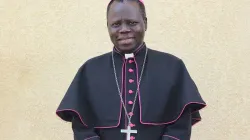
56, 0, 207, 140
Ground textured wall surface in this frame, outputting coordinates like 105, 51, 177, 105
0, 0, 249, 140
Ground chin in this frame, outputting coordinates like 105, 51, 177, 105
116, 44, 136, 53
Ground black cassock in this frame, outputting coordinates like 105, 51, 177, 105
56, 44, 206, 140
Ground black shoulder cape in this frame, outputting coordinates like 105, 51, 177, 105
56, 48, 206, 128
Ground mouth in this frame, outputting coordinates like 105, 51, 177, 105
117, 37, 135, 45
117, 37, 135, 41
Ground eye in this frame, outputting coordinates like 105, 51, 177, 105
111, 22, 120, 27
129, 21, 138, 26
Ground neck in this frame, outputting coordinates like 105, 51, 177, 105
114, 42, 144, 54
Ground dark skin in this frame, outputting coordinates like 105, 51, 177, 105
107, 1, 147, 53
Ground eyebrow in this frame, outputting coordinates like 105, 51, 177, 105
109, 17, 139, 22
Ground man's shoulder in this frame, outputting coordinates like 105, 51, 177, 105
79, 51, 111, 69
149, 48, 182, 64
87, 51, 111, 63
148, 48, 190, 78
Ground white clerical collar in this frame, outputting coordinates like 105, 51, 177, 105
125, 53, 134, 59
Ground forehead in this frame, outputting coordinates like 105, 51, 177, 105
108, 1, 142, 21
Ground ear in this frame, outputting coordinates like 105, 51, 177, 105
144, 17, 147, 31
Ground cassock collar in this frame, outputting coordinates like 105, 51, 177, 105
113, 42, 147, 59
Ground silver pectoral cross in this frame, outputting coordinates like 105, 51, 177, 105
121, 125, 137, 140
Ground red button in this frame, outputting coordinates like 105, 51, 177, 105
130, 136, 135, 140
129, 60, 134, 63
128, 101, 133, 104
129, 90, 134, 94
129, 112, 134, 116
129, 79, 134, 83
129, 69, 134, 72
129, 123, 136, 127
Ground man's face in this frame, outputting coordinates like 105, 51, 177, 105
107, 1, 147, 53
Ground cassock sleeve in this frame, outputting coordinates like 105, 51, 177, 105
72, 116, 100, 140
162, 60, 206, 140
55, 63, 100, 140
161, 109, 192, 140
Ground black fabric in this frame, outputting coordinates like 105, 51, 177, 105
162, 109, 192, 140
72, 117, 100, 140
56, 45, 206, 140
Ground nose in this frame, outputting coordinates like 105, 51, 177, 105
119, 24, 130, 33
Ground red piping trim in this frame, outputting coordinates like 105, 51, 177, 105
56, 58, 126, 129
162, 135, 180, 140
56, 109, 88, 126
190, 109, 202, 126
134, 44, 144, 54
134, 57, 144, 125
125, 59, 127, 128
192, 118, 201, 126
84, 136, 99, 140
94, 58, 126, 128
56, 47, 207, 128
139, 102, 206, 125
134, 55, 207, 125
